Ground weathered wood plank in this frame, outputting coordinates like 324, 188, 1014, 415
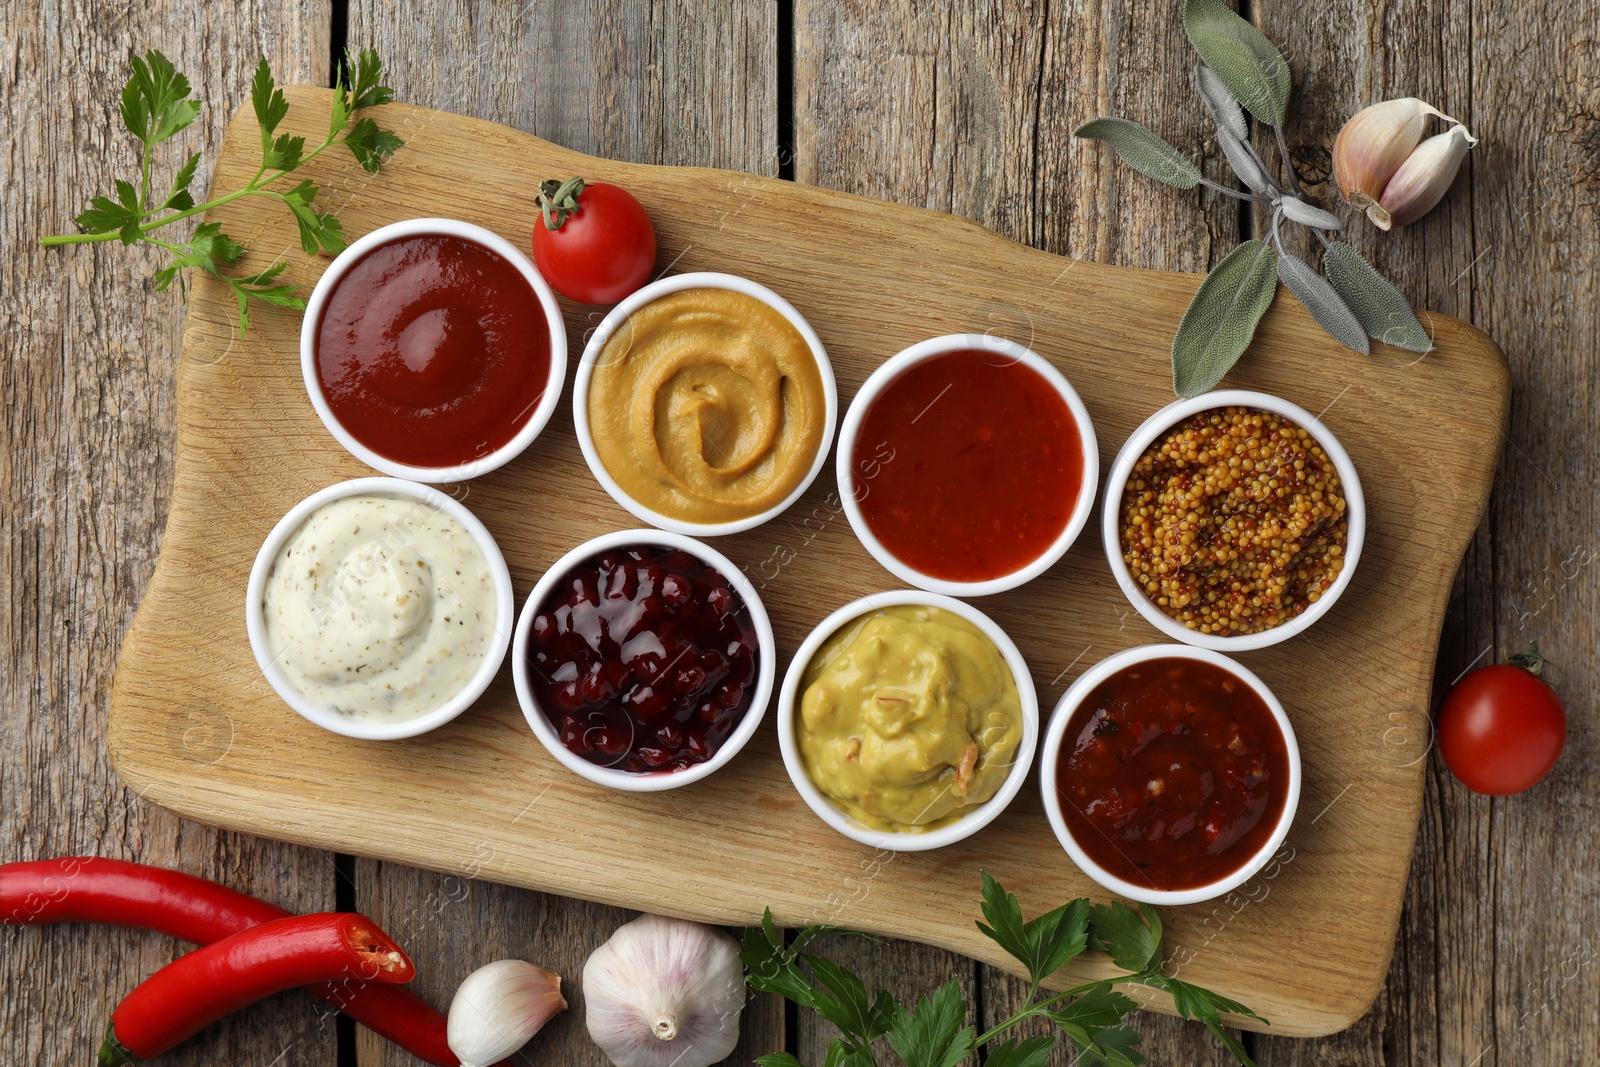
1252, 0, 1600, 1063
791, 0, 1250, 1059
345, 1, 782, 1063
0, 3, 336, 1065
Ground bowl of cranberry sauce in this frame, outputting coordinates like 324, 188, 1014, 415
512, 529, 776, 791
1039, 644, 1300, 906
836, 334, 1098, 597
301, 217, 567, 483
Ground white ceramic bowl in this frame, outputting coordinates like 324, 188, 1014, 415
835, 334, 1099, 597
777, 590, 1039, 851
245, 477, 515, 740
1039, 643, 1301, 905
1102, 389, 1366, 651
300, 217, 568, 483
511, 528, 776, 791
571, 272, 838, 536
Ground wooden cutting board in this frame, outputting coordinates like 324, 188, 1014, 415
107, 88, 1508, 1038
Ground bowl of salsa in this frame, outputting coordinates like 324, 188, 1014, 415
1040, 644, 1300, 905
836, 334, 1098, 596
301, 217, 567, 483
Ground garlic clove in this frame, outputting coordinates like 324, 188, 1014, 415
1332, 97, 1460, 230
447, 959, 568, 1067
583, 913, 746, 1067
1378, 123, 1478, 228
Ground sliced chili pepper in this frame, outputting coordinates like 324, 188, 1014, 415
2, 858, 488, 1067
100, 912, 413, 1064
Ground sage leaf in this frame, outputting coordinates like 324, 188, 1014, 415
1171, 239, 1279, 397
1215, 124, 1272, 195
1196, 64, 1247, 142
1322, 241, 1434, 352
1276, 252, 1369, 354
1277, 196, 1343, 231
1075, 118, 1201, 190
1182, 0, 1291, 126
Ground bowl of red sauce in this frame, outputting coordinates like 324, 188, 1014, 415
1040, 644, 1301, 905
301, 217, 567, 483
837, 334, 1098, 596
511, 529, 775, 791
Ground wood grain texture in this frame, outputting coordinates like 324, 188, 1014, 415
1250, 2, 1600, 1064
345, 3, 784, 1062
0, 3, 339, 1065
105, 86, 1505, 1040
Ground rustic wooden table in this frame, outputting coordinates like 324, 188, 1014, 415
3, 2, 1595, 1065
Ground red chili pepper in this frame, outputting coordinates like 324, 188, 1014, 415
3, 858, 488, 1067
99, 912, 413, 1064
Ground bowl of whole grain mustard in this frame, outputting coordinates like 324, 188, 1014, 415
1102, 390, 1366, 651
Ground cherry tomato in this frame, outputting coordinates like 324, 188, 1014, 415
531, 177, 657, 305
1437, 654, 1566, 795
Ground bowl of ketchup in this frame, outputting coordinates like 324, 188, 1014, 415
1040, 643, 1301, 905
301, 217, 567, 483
835, 334, 1098, 596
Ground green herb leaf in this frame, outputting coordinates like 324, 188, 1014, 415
1088, 901, 1164, 975
1321, 241, 1434, 353
802, 954, 897, 1041
249, 56, 289, 156
263, 132, 306, 173
190, 222, 246, 266
163, 152, 200, 211
1195, 64, 1247, 142
122, 50, 199, 146
741, 914, 832, 1010
74, 196, 141, 242
1074, 118, 1201, 190
1277, 196, 1343, 231
343, 116, 405, 172
757, 1055, 808, 1067
1276, 251, 1369, 354
1040, 982, 1139, 1031
1141, 973, 1261, 1066
885, 979, 975, 1067
1214, 124, 1272, 195
1170, 239, 1279, 397
1182, 0, 1290, 127
983, 1036, 1055, 1067
280, 179, 347, 255
348, 48, 394, 110
1074, 1025, 1146, 1067
976, 871, 1089, 994
824, 1040, 876, 1067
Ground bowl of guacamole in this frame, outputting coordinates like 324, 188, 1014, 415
778, 591, 1038, 851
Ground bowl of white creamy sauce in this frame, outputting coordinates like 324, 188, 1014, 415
247, 477, 513, 740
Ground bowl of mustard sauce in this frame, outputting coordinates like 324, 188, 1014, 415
777, 591, 1039, 851
572, 272, 837, 536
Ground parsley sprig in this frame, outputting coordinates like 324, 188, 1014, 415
743, 873, 1264, 1067
40, 48, 403, 330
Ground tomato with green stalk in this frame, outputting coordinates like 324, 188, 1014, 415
531, 177, 657, 305
1437, 645, 1567, 795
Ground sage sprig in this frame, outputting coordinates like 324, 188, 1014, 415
1075, 0, 1435, 397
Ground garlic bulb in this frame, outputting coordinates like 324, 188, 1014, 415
447, 959, 567, 1067
583, 914, 745, 1067
1333, 97, 1470, 229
